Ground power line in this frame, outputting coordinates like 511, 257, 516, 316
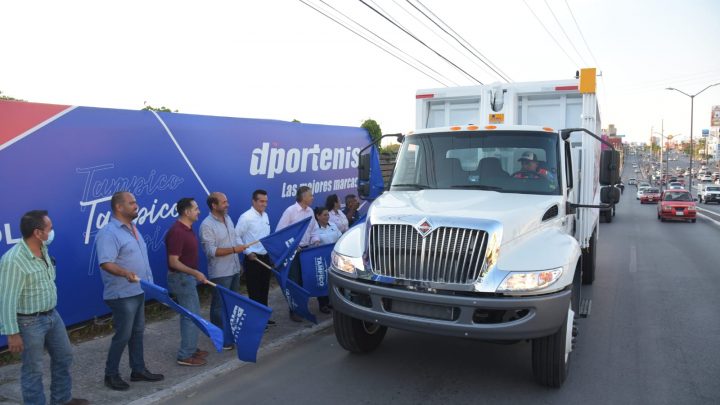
358, 0, 484, 84
297, 0, 450, 86
522, 0, 580, 68
318, 0, 459, 86
564, 0, 600, 68
543, 0, 588, 66
386, 0, 498, 81
411, 0, 513, 83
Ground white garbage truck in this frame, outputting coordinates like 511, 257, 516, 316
329, 69, 619, 387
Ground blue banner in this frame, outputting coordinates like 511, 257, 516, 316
216, 285, 272, 363
260, 217, 311, 287
0, 100, 371, 347
299, 243, 333, 297
140, 280, 223, 352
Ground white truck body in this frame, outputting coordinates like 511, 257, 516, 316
329, 72, 607, 388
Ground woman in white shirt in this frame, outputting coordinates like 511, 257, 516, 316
325, 194, 349, 233
312, 206, 342, 246
312, 206, 342, 314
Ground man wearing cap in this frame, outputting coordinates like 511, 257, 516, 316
512, 151, 553, 180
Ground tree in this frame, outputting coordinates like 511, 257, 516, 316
361, 118, 382, 144
0, 91, 26, 102
142, 102, 177, 113
291, 119, 301, 123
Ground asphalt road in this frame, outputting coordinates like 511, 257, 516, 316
165, 163, 720, 405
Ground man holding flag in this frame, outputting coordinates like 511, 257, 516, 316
166, 197, 210, 367
276, 186, 319, 322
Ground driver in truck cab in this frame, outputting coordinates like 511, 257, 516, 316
512, 151, 555, 181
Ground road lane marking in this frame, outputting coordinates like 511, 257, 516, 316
697, 212, 720, 228
629, 245, 637, 273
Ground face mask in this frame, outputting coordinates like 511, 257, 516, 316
43, 229, 55, 246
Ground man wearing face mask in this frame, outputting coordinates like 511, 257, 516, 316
95, 191, 163, 391
0, 210, 89, 405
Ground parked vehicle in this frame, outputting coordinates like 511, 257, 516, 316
332, 69, 620, 388
628, 178, 637, 185
657, 190, 697, 222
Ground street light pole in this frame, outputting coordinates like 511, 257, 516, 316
666, 82, 720, 192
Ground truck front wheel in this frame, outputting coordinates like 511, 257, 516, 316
333, 310, 387, 353
531, 303, 573, 388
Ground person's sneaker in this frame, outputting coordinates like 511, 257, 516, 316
222, 344, 235, 351
289, 312, 303, 322
192, 349, 209, 358
130, 369, 164, 382
63, 398, 90, 405
104, 375, 130, 391
177, 356, 207, 366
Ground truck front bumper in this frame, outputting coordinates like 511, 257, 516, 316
329, 271, 571, 340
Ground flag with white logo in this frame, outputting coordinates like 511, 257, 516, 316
261, 217, 311, 287
277, 275, 317, 324
299, 243, 334, 297
140, 281, 224, 352
216, 285, 273, 362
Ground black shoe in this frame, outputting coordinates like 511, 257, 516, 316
289, 312, 303, 322
222, 344, 235, 351
130, 369, 164, 382
104, 375, 130, 391
267, 320, 277, 325
319, 305, 331, 314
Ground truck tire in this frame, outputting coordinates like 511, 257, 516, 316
605, 210, 612, 223
333, 310, 387, 353
581, 229, 596, 285
532, 303, 573, 388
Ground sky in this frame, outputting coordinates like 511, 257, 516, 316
1, 0, 719, 145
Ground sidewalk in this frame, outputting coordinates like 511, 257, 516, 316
0, 286, 333, 405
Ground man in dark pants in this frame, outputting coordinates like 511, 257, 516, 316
95, 192, 164, 390
235, 190, 274, 324
0, 210, 88, 405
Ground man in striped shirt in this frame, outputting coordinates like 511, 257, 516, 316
0, 210, 88, 405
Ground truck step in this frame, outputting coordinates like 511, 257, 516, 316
578, 299, 592, 318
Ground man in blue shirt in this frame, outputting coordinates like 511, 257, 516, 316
95, 192, 164, 391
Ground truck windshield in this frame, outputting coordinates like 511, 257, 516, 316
391, 130, 561, 195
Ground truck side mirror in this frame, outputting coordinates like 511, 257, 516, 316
358, 151, 371, 199
600, 150, 621, 185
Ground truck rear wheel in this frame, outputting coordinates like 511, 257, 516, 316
581, 229, 596, 285
532, 303, 573, 388
333, 310, 387, 353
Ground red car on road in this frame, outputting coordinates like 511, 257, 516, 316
640, 187, 661, 204
657, 190, 697, 223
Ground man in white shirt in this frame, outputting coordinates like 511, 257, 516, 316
235, 190, 274, 324
276, 186, 319, 321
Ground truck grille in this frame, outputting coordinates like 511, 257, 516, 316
368, 225, 488, 284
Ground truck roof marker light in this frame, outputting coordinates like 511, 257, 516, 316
555, 85, 578, 91
450, 126, 462, 131
467, 125, 479, 130
484, 125, 497, 130
543, 127, 554, 132
416, 94, 434, 99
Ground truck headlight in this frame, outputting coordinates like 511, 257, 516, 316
496, 268, 563, 292
331, 251, 362, 275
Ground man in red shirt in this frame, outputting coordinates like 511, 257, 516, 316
165, 197, 209, 366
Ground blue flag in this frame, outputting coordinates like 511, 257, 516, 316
299, 243, 334, 297
261, 217, 311, 287
216, 285, 273, 363
140, 280, 224, 353
278, 275, 317, 324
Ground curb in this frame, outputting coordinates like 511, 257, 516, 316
127, 318, 333, 405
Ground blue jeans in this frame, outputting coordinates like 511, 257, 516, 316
104, 293, 146, 376
210, 273, 240, 346
167, 272, 201, 359
17, 309, 73, 405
